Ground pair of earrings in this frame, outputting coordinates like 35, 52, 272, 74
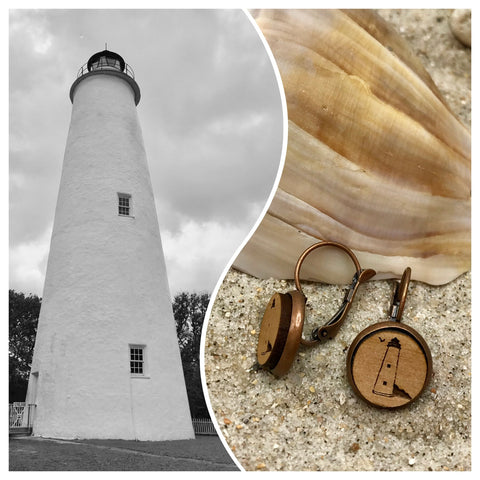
256, 241, 432, 409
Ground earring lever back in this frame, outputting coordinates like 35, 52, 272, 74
389, 267, 411, 322
308, 267, 376, 344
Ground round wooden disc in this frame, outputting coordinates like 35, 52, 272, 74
257, 292, 292, 370
346, 321, 432, 408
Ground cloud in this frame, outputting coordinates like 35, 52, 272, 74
9, 9, 284, 296
9, 224, 52, 296
10, 10, 53, 55
162, 215, 258, 295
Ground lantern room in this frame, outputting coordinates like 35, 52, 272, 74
87, 49, 126, 72
70, 48, 141, 105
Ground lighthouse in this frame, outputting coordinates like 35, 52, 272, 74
372, 337, 401, 397
24, 49, 194, 440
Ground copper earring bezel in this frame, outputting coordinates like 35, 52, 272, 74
346, 322, 433, 408
257, 241, 372, 376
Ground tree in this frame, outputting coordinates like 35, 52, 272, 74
173, 292, 210, 418
9, 290, 41, 402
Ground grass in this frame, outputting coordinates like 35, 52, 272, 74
9, 435, 239, 471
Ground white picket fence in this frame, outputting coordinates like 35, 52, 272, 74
9, 403, 35, 431
192, 418, 217, 435
9, 405, 216, 436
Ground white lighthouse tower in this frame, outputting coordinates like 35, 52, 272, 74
24, 49, 194, 440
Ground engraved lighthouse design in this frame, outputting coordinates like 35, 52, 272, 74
373, 337, 401, 396
24, 50, 194, 440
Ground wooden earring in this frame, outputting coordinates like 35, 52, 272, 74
346, 268, 433, 408
257, 241, 376, 376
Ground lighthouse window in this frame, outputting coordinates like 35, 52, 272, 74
130, 346, 145, 375
118, 193, 131, 216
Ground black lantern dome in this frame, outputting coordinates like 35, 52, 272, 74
87, 50, 126, 72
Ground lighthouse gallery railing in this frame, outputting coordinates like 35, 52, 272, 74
76, 62, 136, 80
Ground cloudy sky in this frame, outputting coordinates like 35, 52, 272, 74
9, 9, 285, 297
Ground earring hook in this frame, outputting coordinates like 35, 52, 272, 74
292, 241, 376, 345
389, 267, 411, 322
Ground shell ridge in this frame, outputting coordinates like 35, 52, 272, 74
233, 214, 469, 285
270, 188, 469, 250
284, 120, 469, 203
263, 10, 470, 160
287, 87, 469, 199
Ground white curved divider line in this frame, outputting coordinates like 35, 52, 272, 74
199, 8, 289, 472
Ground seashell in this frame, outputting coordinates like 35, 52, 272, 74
449, 9, 471, 47
234, 9, 470, 285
